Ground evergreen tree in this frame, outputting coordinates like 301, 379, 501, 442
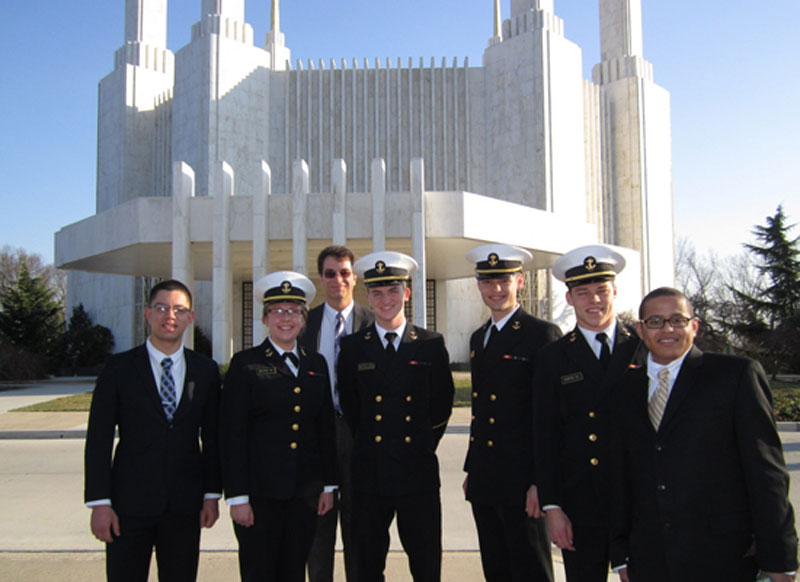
729, 205, 800, 374
0, 261, 63, 362
60, 303, 114, 371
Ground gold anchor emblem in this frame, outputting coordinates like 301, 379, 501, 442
281, 281, 292, 293
409, 329, 418, 340
584, 257, 597, 271
376, 261, 386, 274
488, 253, 499, 266
512, 321, 521, 330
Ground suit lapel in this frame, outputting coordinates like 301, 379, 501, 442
134, 345, 170, 421
658, 346, 703, 432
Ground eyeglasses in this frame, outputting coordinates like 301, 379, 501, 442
151, 304, 192, 317
641, 315, 693, 329
323, 269, 353, 279
267, 307, 303, 317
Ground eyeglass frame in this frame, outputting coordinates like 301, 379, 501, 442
267, 307, 304, 317
322, 268, 353, 279
150, 303, 192, 317
640, 314, 695, 330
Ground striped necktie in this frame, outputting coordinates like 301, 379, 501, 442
648, 368, 670, 430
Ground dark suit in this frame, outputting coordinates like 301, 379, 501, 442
221, 339, 338, 582
610, 347, 797, 582
464, 308, 562, 582
534, 322, 643, 581
301, 301, 373, 582
338, 323, 455, 582
84, 344, 221, 582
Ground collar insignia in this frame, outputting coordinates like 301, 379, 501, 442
409, 329, 418, 340
265, 347, 275, 357
364, 330, 373, 340
569, 331, 578, 342
512, 321, 521, 330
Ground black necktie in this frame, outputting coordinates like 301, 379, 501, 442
485, 324, 498, 349
384, 332, 398, 355
596, 332, 611, 370
282, 351, 299, 369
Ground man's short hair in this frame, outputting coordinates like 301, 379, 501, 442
638, 286, 692, 319
149, 279, 193, 308
316, 245, 355, 275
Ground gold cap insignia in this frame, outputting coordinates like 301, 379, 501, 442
584, 257, 597, 271
375, 260, 386, 274
281, 281, 292, 293
488, 253, 499, 266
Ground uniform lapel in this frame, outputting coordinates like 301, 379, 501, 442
565, 327, 605, 382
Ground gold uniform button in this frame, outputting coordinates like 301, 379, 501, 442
489, 417, 495, 424
405, 416, 412, 422
375, 395, 383, 403
375, 414, 383, 422
487, 440, 494, 447
489, 394, 497, 401
472, 392, 478, 398
588, 411, 596, 418
406, 395, 413, 402
294, 387, 301, 394
290, 442, 298, 450
375, 435, 382, 443
294, 405, 301, 413
590, 458, 599, 466
588, 433, 598, 442
404, 436, 412, 443
292, 424, 300, 431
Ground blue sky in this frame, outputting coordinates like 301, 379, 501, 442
1, 0, 798, 265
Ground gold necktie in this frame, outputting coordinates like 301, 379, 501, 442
648, 368, 670, 429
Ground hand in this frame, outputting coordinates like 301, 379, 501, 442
618, 566, 630, 582
545, 507, 575, 551
317, 491, 334, 516
230, 503, 254, 527
525, 484, 543, 518
200, 498, 219, 528
462, 476, 468, 498
90, 505, 120, 543
763, 573, 795, 582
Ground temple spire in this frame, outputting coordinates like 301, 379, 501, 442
272, 0, 281, 35
493, 0, 501, 39
266, 0, 290, 70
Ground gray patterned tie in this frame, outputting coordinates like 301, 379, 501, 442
648, 368, 670, 430
159, 357, 177, 421
333, 312, 345, 413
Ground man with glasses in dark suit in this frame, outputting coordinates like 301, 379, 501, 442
303, 246, 373, 582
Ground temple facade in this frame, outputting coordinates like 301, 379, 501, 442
55, 0, 674, 364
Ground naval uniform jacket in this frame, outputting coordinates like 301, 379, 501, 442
84, 345, 221, 516
221, 339, 338, 501
337, 323, 455, 497
534, 322, 643, 526
464, 308, 562, 504
609, 347, 797, 580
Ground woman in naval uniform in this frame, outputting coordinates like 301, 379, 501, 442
221, 271, 338, 582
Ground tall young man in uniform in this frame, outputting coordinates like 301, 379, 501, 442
337, 251, 455, 582
534, 245, 643, 581
85, 279, 221, 582
303, 245, 373, 582
463, 244, 563, 582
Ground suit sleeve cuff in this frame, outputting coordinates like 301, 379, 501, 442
226, 495, 249, 506
86, 499, 112, 508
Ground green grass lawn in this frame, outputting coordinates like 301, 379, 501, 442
11, 376, 800, 416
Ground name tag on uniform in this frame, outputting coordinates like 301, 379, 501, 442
358, 362, 376, 371
560, 372, 583, 385
249, 364, 278, 377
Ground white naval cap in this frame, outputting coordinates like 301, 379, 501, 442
466, 243, 532, 279
253, 270, 316, 304
354, 251, 418, 287
552, 244, 625, 288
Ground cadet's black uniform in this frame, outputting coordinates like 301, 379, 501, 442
221, 339, 338, 582
464, 307, 562, 582
338, 324, 455, 582
534, 323, 642, 582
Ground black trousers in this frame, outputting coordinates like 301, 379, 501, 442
561, 523, 610, 582
106, 511, 200, 582
307, 415, 358, 582
233, 495, 318, 582
471, 502, 554, 582
352, 490, 442, 582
